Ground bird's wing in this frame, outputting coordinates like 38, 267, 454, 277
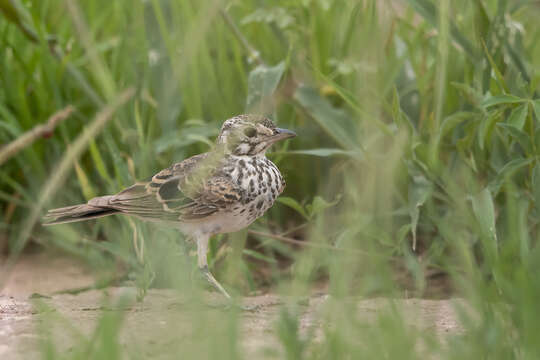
106, 153, 245, 221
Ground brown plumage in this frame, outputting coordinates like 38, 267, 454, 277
43, 114, 296, 301
43, 153, 242, 225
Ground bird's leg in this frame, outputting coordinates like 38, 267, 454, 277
196, 234, 231, 300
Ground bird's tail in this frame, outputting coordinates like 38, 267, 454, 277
42, 196, 119, 226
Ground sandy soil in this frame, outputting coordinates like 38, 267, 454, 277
0, 251, 465, 359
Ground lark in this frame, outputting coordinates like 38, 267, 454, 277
43, 114, 296, 300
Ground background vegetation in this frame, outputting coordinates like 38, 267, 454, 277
1, 0, 540, 358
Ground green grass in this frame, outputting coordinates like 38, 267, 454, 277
2, 0, 540, 358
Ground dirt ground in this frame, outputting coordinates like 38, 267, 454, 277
0, 251, 465, 359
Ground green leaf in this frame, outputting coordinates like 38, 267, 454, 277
481, 95, 525, 108
0, 0, 38, 42
506, 104, 528, 130
504, 38, 531, 84
488, 158, 533, 195
306, 195, 341, 218
473, 0, 490, 42
478, 111, 501, 150
532, 100, 540, 122
405, 0, 476, 58
89, 140, 113, 184
496, 123, 531, 153
534, 128, 540, 155
408, 175, 433, 251
284, 148, 362, 159
246, 61, 286, 113
392, 86, 415, 133
440, 111, 476, 139
242, 249, 278, 264
532, 163, 540, 210
154, 126, 217, 154
480, 40, 508, 93
276, 197, 309, 220
294, 85, 359, 150
73, 161, 96, 201
451, 82, 483, 105
471, 188, 497, 253
241, 7, 294, 29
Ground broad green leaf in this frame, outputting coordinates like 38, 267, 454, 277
408, 175, 433, 251
506, 103, 528, 130
496, 123, 531, 153
480, 40, 508, 93
246, 61, 285, 113
504, 38, 531, 83
440, 111, 476, 138
294, 85, 358, 150
276, 197, 309, 219
532, 100, 540, 122
481, 95, 525, 108
471, 188, 497, 256
473, 0, 490, 42
488, 158, 533, 194
535, 128, 540, 155
306, 195, 341, 218
478, 111, 501, 150
451, 82, 483, 105
532, 163, 540, 210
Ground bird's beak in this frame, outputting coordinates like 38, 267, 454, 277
272, 128, 297, 141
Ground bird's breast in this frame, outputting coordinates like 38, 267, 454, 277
180, 156, 286, 237
227, 156, 285, 222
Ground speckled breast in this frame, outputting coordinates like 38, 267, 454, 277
223, 155, 285, 230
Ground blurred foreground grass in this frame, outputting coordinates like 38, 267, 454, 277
2, 0, 540, 358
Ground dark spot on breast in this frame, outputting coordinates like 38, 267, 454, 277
256, 200, 263, 209
158, 179, 180, 199
224, 193, 237, 200
239, 159, 246, 168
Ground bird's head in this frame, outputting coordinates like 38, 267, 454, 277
217, 114, 296, 156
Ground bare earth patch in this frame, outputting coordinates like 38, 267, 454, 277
0, 251, 465, 359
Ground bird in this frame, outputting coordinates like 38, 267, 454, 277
43, 114, 296, 300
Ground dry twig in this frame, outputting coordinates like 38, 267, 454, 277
0, 106, 75, 166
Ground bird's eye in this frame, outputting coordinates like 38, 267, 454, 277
243, 127, 257, 138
